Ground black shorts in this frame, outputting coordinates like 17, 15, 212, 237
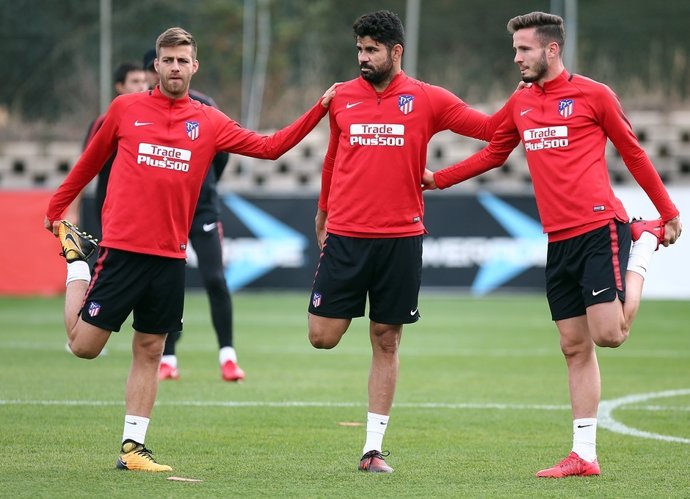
81, 247, 186, 334
546, 220, 631, 321
308, 234, 423, 324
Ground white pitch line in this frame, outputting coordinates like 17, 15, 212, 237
625, 405, 690, 412
598, 389, 690, 445
3, 395, 690, 444
4, 391, 689, 445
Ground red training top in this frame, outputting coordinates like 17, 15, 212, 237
320, 71, 506, 238
47, 86, 327, 258
434, 70, 679, 241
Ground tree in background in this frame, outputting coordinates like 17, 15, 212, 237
2, 0, 690, 139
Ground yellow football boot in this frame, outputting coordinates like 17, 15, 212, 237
115, 440, 172, 472
57, 220, 98, 262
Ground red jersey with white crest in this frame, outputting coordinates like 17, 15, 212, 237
47, 86, 327, 258
434, 70, 679, 241
319, 71, 506, 237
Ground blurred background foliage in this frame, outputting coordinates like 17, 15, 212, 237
2, 0, 690, 139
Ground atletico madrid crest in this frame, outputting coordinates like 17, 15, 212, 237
312, 292, 322, 308
186, 121, 200, 140
88, 301, 101, 317
558, 99, 574, 118
398, 94, 414, 115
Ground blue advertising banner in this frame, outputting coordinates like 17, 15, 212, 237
82, 187, 689, 298
188, 192, 546, 294
82, 192, 547, 294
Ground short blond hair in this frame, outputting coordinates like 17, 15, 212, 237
156, 27, 197, 59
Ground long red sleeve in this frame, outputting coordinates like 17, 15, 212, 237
47, 88, 327, 258
433, 71, 679, 237
596, 86, 679, 222
434, 98, 520, 188
318, 111, 340, 212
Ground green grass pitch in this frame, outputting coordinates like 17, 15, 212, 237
1, 292, 688, 498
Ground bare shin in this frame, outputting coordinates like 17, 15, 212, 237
125, 332, 166, 418
368, 322, 402, 415
557, 316, 600, 419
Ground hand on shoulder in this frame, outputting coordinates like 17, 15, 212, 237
320, 83, 341, 108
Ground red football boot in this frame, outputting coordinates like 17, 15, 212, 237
536, 451, 600, 478
358, 450, 393, 473
221, 360, 245, 382
159, 361, 180, 381
630, 218, 665, 250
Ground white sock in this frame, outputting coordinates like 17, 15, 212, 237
363, 412, 389, 454
160, 355, 177, 368
219, 346, 237, 365
572, 418, 597, 462
122, 415, 149, 445
627, 232, 657, 278
66, 260, 91, 285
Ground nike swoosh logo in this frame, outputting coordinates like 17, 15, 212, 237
346, 102, 362, 109
202, 222, 217, 232
592, 287, 611, 296
125, 421, 138, 425
63, 234, 80, 256
134, 120, 153, 127
410, 308, 418, 316
577, 424, 594, 428
520, 109, 533, 116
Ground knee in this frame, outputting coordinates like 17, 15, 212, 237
308, 315, 348, 349
371, 325, 401, 354
69, 343, 101, 359
204, 272, 229, 295
133, 334, 165, 361
594, 328, 629, 348
590, 320, 630, 348
560, 338, 593, 360
308, 328, 339, 349
376, 337, 400, 355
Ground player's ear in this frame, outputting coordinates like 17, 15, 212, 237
548, 41, 560, 59
392, 44, 403, 62
192, 59, 199, 75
